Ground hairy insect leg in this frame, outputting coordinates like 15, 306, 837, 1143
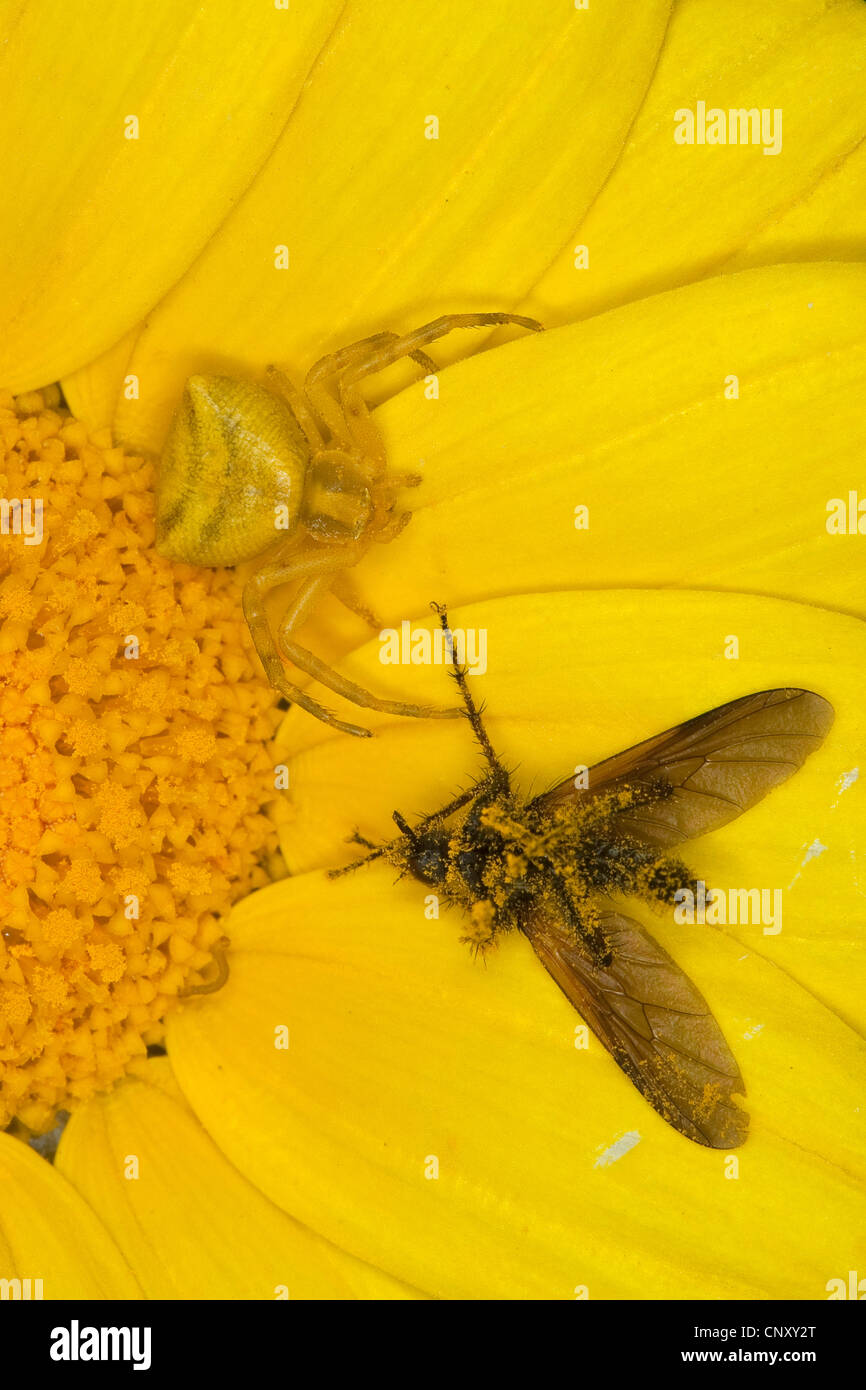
548, 873, 613, 969
432, 602, 507, 780
279, 572, 461, 722
328, 845, 389, 878
411, 781, 494, 833
392, 810, 416, 840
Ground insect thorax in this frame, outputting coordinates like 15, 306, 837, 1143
399, 780, 696, 957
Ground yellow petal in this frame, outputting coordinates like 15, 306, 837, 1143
525, 0, 866, 323
165, 863, 865, 1299
55, 1055, 422, 1299
165, 590, 865, 1298
0, 0, 343, 390
62, 328, 140, 434
277, 589, 866, 1029
280, 263, 863, 639
112, 0, 672, 452
729, 141, 866, 273
0, 1130, 141, 1298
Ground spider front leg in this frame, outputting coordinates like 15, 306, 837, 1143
320, 312, 542, 469
277, 568, 461, 726
305, 331, 440, 465
336, 312, 543, 398
304, 333, 395, 452
265, 365, 325, 452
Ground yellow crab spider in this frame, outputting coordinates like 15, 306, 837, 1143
155, 311, 543, 737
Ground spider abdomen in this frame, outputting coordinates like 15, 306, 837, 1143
157, 375, 308, 567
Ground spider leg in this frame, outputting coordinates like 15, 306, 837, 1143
338, 313, 543, 392
265, 366, 325, 451
242, 546, 375, 737
305, 332, 402, 452
279, 572, 461, 722
335, 348, 434, 461
408, 349, 439, 374
330, 571, 381, 629
306, 333, 439, 394
306, 331, 399, 387
306, 334, 444, 462
326, 313, 539, 466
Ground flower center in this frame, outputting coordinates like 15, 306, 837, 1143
0, 388, 282, 1132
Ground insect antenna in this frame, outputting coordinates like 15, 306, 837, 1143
329, 841, 389, 878
431, 602, 507, 783
347, 830, 378, 849
331, 604, 506, 882
328, 783, 484, 879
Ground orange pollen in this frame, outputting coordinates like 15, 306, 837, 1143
0, 387, 284, 1132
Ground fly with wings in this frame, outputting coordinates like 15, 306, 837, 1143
332, 604, 835, 1150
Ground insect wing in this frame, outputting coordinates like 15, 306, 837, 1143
522, 908, 749, 1148
532, 688, 833, 849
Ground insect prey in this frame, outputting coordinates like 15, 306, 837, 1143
331, 604, 834, 1148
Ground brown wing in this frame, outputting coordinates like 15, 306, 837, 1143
531, 689, 833, 849
522, 907, 748, 1148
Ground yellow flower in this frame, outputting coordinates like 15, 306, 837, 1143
0, 0, 864, 1301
